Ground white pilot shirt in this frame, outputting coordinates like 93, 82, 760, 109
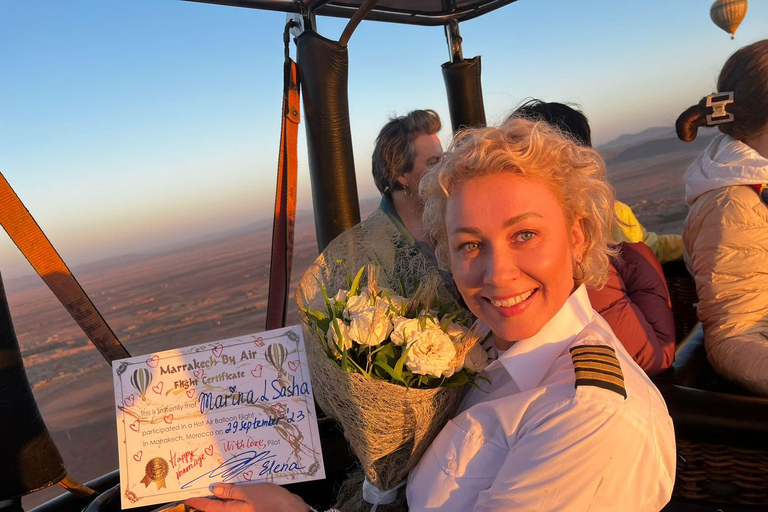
407, 285, 676, 512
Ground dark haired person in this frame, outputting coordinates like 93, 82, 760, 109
297, 109, 462, 313
511, 100, 676, 376
677, 39, 768, 396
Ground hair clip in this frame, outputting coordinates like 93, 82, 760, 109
705, 91, 734, 125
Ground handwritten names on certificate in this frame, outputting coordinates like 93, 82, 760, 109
112, 325, 325, 509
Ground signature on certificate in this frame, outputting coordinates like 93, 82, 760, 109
180, 450, 306, 489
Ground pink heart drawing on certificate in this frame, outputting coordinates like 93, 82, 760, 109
205, 445, 214, 456
212, 343, 223, 358
146, 355, 159, 368
271, 403, 286, 417
123, 395, 135, 408
242, 471, 253, 481
194, 370, 205, 379
287, 360, 300, 372
164, 414, 174, 424
288, 434, 302, 451
251, 365, 263, 378
133, 451, 143, 462
152, 382, 163, 395
186, 388, 196, 399
129, 420, 140, 432
254, 336, 264, 347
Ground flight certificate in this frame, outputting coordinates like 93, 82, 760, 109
112, 325, 325, 509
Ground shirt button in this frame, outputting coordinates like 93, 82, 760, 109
447, 460, 458, 471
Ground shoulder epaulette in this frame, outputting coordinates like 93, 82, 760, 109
569, 345, 626, 399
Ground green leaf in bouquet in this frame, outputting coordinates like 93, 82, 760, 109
331, 318, 345, 348
304, 307, 329, 323
333, 300, 346, 319
436, 303, 452, 320
317, 278, 336, 319
402, 370, 415, 388
340, 343, 349, 371
372, 360, 401, 383
398, 276, 408, 298
348, 266, 366, 297
346, 353, 368, 376
370, 343, 401, 382
440, 309, 463, 332
316, 317, 331, 335
468, 374, 492, 392
379, 289, 396, 313
393, 343, 412, 382
443, 370, 471, 388
413, 373, 446, 389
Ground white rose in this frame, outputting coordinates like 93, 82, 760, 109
405, 327, 456, 378
463, 343, 490, 373
344, 293, 370, 320
445, 322, 469, 341
391, 316, 439, 346
348, 299, 393, 347
333, 289, 349, 304
381, 288, 408, 313
326, 319, 353, 358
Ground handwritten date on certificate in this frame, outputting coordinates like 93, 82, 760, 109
112, 325, 325, 509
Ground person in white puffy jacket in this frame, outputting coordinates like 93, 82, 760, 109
676, 39, 768, 396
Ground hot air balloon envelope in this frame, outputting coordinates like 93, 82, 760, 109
711, 0, 748, 39
266, 343, 288, 373
131, 367, 153, 399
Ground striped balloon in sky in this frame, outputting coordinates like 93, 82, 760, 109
710, 0, 748, 39
130, 368, 153, 400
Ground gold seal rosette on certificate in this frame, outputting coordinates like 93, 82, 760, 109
141, 457, 169, 489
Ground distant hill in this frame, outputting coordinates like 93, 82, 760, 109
598, 127, 676, 152
608, 132, 718, 165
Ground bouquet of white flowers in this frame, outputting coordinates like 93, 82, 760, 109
299, 265, 489, 512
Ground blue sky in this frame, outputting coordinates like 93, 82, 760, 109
0, 0, 766, 278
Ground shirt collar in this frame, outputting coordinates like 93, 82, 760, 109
496, 285, 594, 392
379, 192, 417, 245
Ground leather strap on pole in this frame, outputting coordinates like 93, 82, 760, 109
0, 172, 130, 363
266, 22, 300, 331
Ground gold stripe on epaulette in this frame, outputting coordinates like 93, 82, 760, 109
570, 345, 617, 357
571, 353, 622, 368
569, 345, 626, 399
573, 361, 623, 376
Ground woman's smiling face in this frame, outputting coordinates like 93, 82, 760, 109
446, 173, 586, 349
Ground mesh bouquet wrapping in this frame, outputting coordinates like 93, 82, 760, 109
305, 336, 464, 511
300, 208, 460, 308
296, 214, 477, 511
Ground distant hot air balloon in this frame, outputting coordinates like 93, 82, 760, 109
710, 0, 748, 40
130, 368, 153, 400
265, 343, 288, 375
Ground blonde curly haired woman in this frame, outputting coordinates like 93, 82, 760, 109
187, 119, 675, 512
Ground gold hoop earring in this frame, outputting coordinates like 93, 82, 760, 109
403, 183, 411, 196
574, 262, 586, 282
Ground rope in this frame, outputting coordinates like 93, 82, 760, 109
266, 21, 301, 330
0, 171, 129, 363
